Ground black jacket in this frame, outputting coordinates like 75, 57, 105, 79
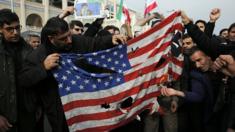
19, 35, 114, 132
83, 18, 103, 37
185, 22, 235, 60
0, 35, 32, 124
185, 22, 235, 130
205, 22, 215, 38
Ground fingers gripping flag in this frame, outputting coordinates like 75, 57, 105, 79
53, 11, 183, 132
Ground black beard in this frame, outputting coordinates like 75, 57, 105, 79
53, 42, 72, 53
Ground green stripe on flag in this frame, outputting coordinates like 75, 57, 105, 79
116, 0, 123, 20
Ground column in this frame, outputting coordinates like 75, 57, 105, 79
10, 0, 14, 12
20, 0, 26, 31
43, 0, 49, 25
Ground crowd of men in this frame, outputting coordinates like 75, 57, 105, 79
0, 6, 235, 132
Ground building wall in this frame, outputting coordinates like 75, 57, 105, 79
0, 0, 140, 32
0, 0, 63, 32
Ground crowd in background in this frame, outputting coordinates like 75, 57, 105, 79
1, 6, 235, 132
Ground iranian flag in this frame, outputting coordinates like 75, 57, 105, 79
144, 0, 158, 16
116, 0, 131, 24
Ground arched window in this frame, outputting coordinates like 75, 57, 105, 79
26, 13, 43, 28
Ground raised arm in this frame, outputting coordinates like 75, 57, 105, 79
181, 11, 219, 59
135, 12, 163, 26
58, 6, 74, 19
205, 8, 220, 38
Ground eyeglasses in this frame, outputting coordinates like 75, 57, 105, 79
3, 25, 22, 33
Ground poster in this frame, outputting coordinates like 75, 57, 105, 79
74, 0, 102, 19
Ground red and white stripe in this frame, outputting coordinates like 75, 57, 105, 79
62, 12, 183, 132
121, 1, 131, 24
144, 0, 158, 16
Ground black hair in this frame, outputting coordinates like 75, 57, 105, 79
151, 19, 161, 27
69, 20, 84, 29
195, 19, 206, 26
84, 23, 91, 28
219, 28, 228, 36
103, 25, 116, 31
0, 8, 19, 27
97, 30, 112, 36
187, 46, 201, 57
41, 17, 69, 44
182, 33, 191, 40
113, 26, 120, 32
228, 23, 235, 33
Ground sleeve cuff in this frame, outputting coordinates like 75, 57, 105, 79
230, 51, 235, 60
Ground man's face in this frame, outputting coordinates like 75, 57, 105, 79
0, 21, 21, 42
182, 37, 195, 50
114, 30, 120, 35
190, 50, 212, 72
71, 25, 84, 35
228, 27, 235, 42
107, 29, 115, 35
29, 36, 40, 49
196, 22, 205, 32
50, 31, 72, 51
221, 30, 228, 39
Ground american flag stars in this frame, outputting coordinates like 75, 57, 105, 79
83, 45, 131, 74
53, 46, 129, 95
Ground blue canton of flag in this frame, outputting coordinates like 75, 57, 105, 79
54, 45, 131, 96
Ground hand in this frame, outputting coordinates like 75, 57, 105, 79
219, 55, 235, 65
213, 54, 235, 69
227, 128, 235, 132
58, 6, 75, 19
0, 115, 12, 132
180, 10, 191, 25
213, 55, 235, 77
161, 87, 177, 96
152, 12, 164, 20
209, 8, 220, 22
112, 35, 127, 45
161, 87, 185, 97
43, 53, 60, 70
212, 55, 228, 71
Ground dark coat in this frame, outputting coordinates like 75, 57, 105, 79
83, 18, 103, 37
185, 70, 214, 124
0, 35, 32, 124
185, 22, 235, 60
205, 22, 215, 38
185, 22, 235, 130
